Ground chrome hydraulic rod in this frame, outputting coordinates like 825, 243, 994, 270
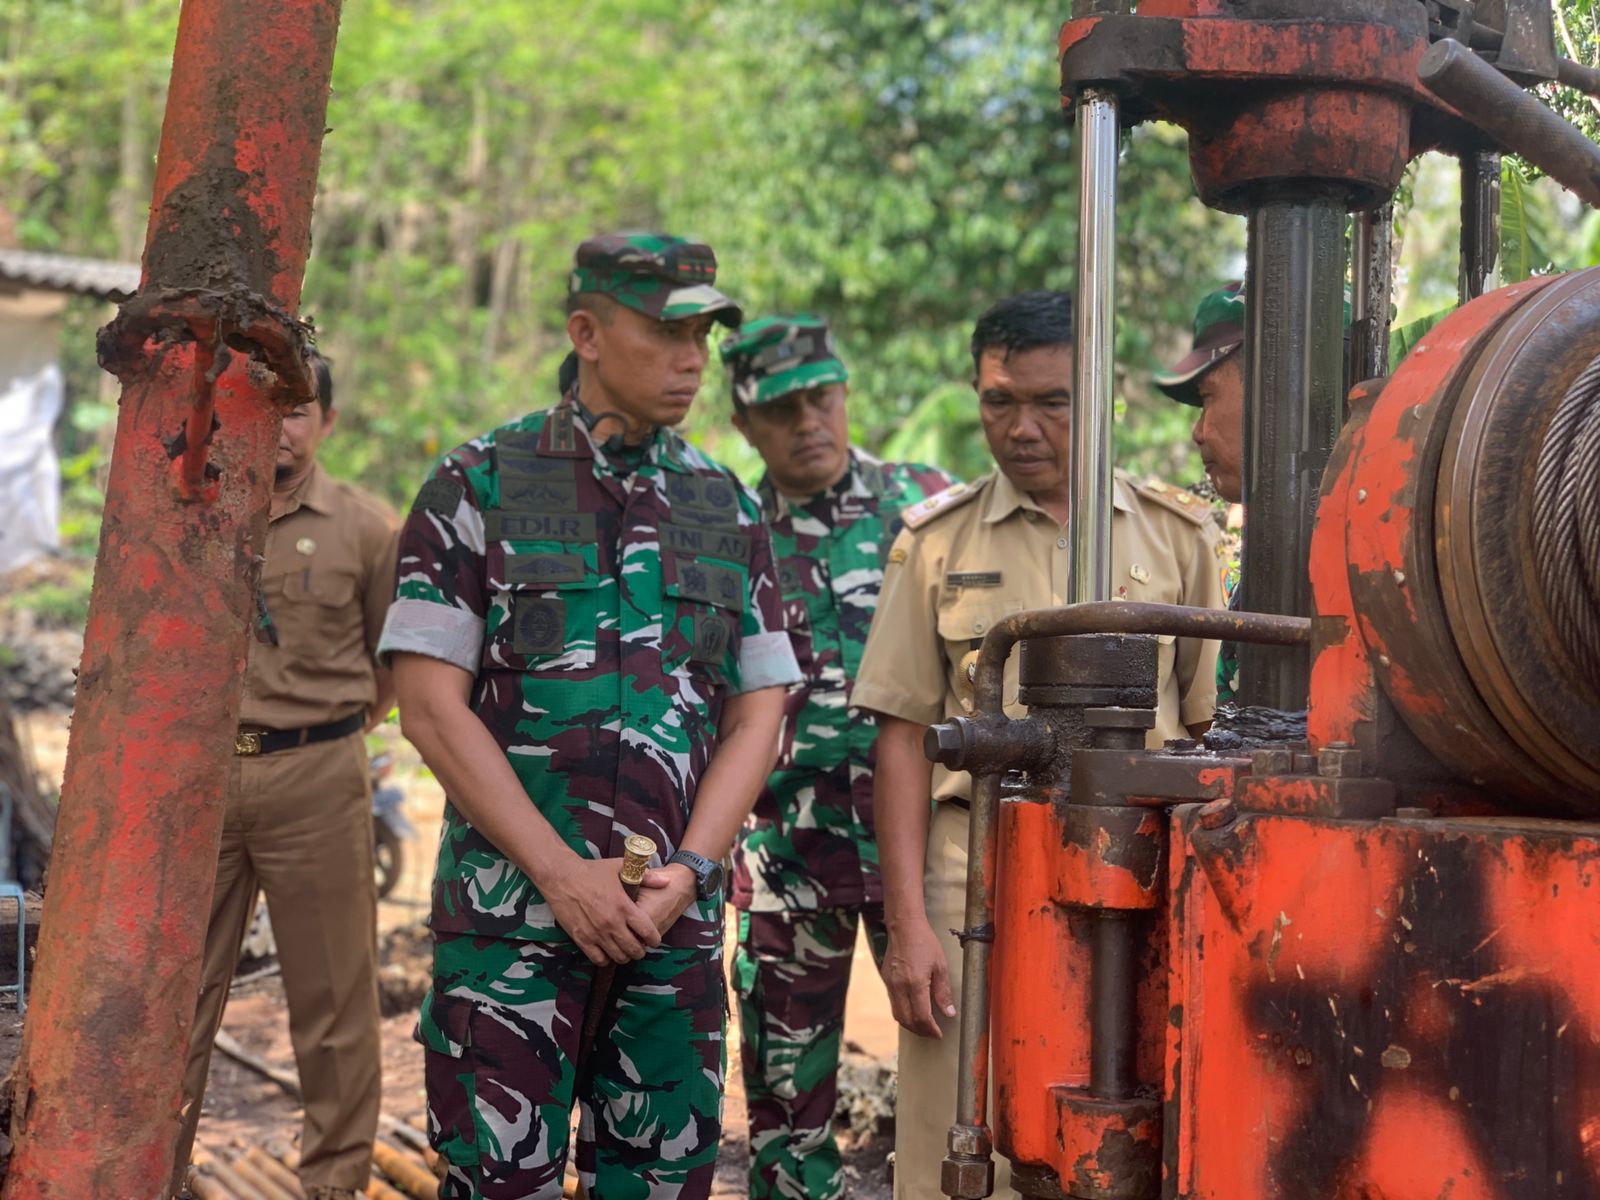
1068, 89, 1119, 607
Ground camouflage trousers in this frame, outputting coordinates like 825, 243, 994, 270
734, 907, 889, 1200
420, 931, 726, 1199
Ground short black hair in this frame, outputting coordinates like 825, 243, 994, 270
309, 352, 333, 414
970, 290, 1074, 376
565, 291, 621, 322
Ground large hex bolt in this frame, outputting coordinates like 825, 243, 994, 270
941, 1124, 996, 1200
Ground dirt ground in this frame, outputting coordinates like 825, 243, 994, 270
11, 716, 901, 1198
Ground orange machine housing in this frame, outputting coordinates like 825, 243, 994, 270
982, 272, 1600, 1199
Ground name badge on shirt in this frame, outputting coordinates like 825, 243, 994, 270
946, 571, 1003, 589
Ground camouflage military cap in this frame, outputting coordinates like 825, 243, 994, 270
720, 315, 849, 407
570, 232, 743, 327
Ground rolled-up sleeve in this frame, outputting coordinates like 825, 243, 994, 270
376, 458, 489, 674
850, 525, 947, 726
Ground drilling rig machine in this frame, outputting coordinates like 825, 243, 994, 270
931, 3, 1600, 1199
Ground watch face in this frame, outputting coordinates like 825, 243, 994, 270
702, 860, 725, 899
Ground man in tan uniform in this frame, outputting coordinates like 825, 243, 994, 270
851, 290, 1224, 1199
172, 355, 399, 1200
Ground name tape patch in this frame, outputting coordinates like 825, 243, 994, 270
485, 511, 598, 543
659, 521, 751, 564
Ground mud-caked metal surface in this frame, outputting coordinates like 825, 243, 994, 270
2, 3, 342, 1196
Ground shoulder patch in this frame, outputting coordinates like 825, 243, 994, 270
411, 476, 465, 517
1135, 477, 1213, 526
901, 481, 980, 530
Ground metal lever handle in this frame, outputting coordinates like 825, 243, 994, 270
1418, 38, 1600, 209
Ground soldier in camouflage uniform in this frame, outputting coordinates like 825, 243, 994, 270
380, 234, 802, 1200
722, 315, 956, 1200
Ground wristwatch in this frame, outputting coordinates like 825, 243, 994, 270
667, 850, 724, 900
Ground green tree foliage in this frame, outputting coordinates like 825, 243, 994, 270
1549, 0, 1599, 140
670, 0, 1242, 481
3, 0, 1244, 521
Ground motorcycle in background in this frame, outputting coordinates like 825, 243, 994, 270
369, 749, 415, 900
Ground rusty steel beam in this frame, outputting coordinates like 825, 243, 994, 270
2, 2, 342, 1196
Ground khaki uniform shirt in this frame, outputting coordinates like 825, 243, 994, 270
242, 461, 400, 729
852, 469, 1225, 806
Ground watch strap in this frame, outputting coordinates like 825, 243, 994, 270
667, 849, 719, 898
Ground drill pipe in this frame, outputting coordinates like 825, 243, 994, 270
0, 2, 341, 1195
946, 602, 1310, 1192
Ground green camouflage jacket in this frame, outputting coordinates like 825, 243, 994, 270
731, 449, 956, 912
380, 396, 800, 946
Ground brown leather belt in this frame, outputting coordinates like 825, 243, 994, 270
235, 711, 364, 757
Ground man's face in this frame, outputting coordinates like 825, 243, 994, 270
975, 345, 1074, 498
276, 399, 335, 482
733, 383, 850, 497
1192, 353, 1244, 504
571, 303, 717, 432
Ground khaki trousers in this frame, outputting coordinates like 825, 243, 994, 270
894, 800, 1013, 1200
171, 732, 381, 1195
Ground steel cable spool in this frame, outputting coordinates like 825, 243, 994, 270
1532, 350, 1600, 688
1436, 269, 1600, 803
1340, 267, 1600, 812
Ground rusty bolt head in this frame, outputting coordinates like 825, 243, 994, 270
925, 722, 967, 766
946, 1125, 993, 1158
941, 1155, 995, 1200
1252, 747, 1295, 776
1197, 798, 1237, 830
1317, 747, 1364, 779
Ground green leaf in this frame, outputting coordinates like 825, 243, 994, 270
1500, 162, 1559, 283
1389, 308, 1454, 371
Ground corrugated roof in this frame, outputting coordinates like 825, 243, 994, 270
0, 248, 140, 301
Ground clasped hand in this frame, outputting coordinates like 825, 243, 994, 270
544, 855, 698, 966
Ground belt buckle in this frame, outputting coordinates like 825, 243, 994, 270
234, 731, 262, 757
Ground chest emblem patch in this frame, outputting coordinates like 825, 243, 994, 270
1130, 564, 1151, 584
295, 538, 316, 556
513, 596, 566, 656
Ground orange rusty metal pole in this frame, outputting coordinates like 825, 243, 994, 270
2, 2, 341, 1196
